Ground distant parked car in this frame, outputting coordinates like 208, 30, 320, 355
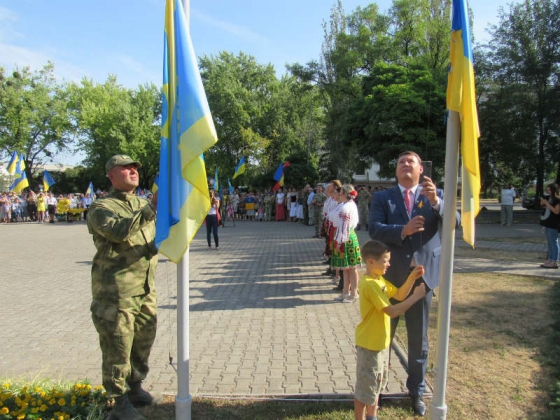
522, 197, 534, 209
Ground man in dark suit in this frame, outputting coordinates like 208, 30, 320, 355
368, 151, 460, 416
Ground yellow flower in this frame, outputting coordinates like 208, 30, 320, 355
57, 398, 66, 406
2, 383, 10, 389
1, 407, 9, 414
49, 398, 56, 405
35, 387, 42, 393
40, 404, 48, 412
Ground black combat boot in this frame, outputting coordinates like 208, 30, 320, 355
127, 381, 155, 406
106, 395, 146, 420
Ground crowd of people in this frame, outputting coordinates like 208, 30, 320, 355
214, 184, 380, 226
0, 191, 96, 223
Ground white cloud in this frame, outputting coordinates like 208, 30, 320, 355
192, 9, 269, 45
0, 43, 88, 83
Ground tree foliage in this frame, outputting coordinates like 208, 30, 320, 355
480, 0, 560, 201
68, 77, 161, 189
0, 63, 74, 180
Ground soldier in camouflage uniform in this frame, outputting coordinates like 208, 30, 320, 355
311, 184, 327, 237
264, 191, 275, 221
357, 186, 371, 230
87, 155, 159, 420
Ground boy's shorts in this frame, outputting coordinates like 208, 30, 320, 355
354, 345, 389, 406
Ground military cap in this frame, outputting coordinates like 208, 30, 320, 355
105, 155, 142, 173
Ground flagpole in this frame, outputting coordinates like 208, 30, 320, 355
174, 1, 192, 419
176, 252, 191, 420
429, 110, 460, 420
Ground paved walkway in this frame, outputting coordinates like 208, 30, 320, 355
0, 219, 555, 400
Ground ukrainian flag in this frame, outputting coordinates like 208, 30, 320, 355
7, 151, 18, 175
10, 172, 29, 193
43, 171, 56, 192
447, 0, 480, 247
14, 153, 25, 178
86, 181, 94, 196
156, 0, 218, 263
232, 156, 246, 179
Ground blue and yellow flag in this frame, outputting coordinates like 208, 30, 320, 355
228, 178, 234, 194
86, 181, 94, 196
14, 153, 25, 179
7, 151, 19, 175
43, 171, 56, 192
155, 0, 218, 262
214, 166, 219, 192
232, 156, 246, 180
447, 0, 480, 247
10, 172, 29, 193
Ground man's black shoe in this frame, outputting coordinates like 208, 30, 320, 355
411, 396, 427, 416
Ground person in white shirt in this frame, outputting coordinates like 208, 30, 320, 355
500, 183, 516, 226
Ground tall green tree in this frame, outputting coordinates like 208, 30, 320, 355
0, 63, 74, 181
68, 77, 161, 189
347, 62, 446, 179
200, 52, 318, 185
484, 0, 560, 201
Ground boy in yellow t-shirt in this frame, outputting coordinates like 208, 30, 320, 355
354, 240, 426, 420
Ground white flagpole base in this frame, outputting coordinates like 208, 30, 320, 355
175, 395, 192, 420
429, 402, 447, 419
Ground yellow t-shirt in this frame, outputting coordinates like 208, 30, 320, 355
355, 274, 398, 351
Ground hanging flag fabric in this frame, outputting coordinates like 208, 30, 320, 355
214, 166, 219, 192
43, 171, 56, 192
447, 0, 480, 247
10, 172, 29, 193
155, 0, 218, 263
272, 161, 290, 191
232, 156, 246, 179
14, 154, 26, 179
228, 178, 234, 194
86, 181, 94, 196
7, 152, 19, 175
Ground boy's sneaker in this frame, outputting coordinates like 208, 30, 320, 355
342, 296, 357, 303
334, 293, 350, 302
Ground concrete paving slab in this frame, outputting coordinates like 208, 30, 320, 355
0, 219, 555, 402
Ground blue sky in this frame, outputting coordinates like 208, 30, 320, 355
0, 0, 511, 89
0, 0, 510, 165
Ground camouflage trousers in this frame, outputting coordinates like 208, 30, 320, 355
264, 205, 273, 221
358, 208, 369, 230
91, 291, 157, 398
314, 210, 324, 236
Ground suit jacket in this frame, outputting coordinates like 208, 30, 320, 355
368, 185, 460, 289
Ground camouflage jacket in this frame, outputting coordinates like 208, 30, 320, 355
87, 190, 158, 303
312, 192, 327, 207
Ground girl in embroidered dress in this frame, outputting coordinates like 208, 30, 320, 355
331, 184, 362, 303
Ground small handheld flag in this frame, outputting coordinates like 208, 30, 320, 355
232, 156, 246, 180
43, 171, 56, 192
10, 172, 29, 193
214, 166, 219, 192
6, 152, 18, 175
14, 154, 25, 179
86, 181, 94, 196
